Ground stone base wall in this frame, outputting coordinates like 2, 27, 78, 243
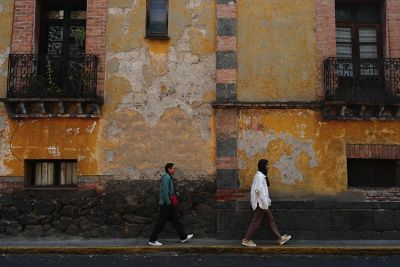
217, 200, 400, 240
0, 180, 216, 238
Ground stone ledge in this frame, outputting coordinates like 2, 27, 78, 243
0, 97, 104, 119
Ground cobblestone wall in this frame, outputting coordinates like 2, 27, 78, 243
0, 180, 216, 238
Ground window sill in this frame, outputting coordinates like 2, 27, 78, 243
145, 35, 170, 40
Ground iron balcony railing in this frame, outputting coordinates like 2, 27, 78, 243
7, 54, 98, 98
324, 57, 400, 103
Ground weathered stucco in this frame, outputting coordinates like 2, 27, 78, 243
101, 0, 216, 179
3, 119, 100, 176
0, 0, 12, 95
237, 0, 318, 101
0, 0, 13, 175
238, 110, 400, 197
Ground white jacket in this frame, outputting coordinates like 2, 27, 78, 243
250, 171, 271, 210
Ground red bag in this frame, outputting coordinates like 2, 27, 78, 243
169, 194, 179, 206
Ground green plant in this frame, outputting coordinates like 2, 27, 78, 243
44, 57, 61, 96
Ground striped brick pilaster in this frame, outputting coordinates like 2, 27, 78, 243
215, 1, 239, 194
216, 0, 237, 102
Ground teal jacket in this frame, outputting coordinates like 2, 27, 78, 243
159, 173, 174, 205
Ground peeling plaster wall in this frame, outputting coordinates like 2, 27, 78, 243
101, 0, 216, 180
0, 0, 13, 175
238, 110, 400, 198
0, 0, 12, 95
236, 0, 318, 101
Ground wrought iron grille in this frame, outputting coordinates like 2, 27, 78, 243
7, 54, 98, 98
324, 57, 400, 103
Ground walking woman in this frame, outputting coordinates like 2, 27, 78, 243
242, 159, 291, 247
148, 163, 193, 246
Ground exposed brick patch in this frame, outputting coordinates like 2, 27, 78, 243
352, 188, 400, 202
315, 0, 336, 98
217, 36, 236, 51
0, 177, 24, 191
77, 183, 104, 193
386, 0, 400, 57
215, 108, 237, 138
216, 189, 247, 201
216, 4, 236, 19
86, 0, 107, 96
11, 0, 36, 53
217, 157, 238, 169
346, 144, 400, 159
216, 69, 237, 83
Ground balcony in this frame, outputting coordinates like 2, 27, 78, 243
323, 57, 400, 120
1, 54, 103, 118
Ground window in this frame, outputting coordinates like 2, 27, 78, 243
146, 0, 169, 38
25, 160, 77, 186
336, 4, 382, 61
40, 2, 87, 55
334, 2, 384, 100
348, 159, 400, 187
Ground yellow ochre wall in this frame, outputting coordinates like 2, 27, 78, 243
0, 0, 217, 181
237, 0, 317, 101
238, 110, 400, 197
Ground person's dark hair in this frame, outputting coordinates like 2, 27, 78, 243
165, 162, 174, 174
257, 159, 270, 187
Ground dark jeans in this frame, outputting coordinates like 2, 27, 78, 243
244, 207, 281, 240
149, 204, 187, 241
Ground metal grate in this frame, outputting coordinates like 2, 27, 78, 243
324, 57, 400, 103
7, 54, 98, 98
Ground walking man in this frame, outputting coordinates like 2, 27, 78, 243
148, 163, 193, 246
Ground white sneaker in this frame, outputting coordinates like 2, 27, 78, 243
242, 239, 257, 247
148, 240, 162, 246
181, 234, 194, 243
278, 235, 291, 245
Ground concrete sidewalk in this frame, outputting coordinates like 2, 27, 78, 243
0, 238, 400, 255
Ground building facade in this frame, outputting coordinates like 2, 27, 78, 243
0, 0, 399, 239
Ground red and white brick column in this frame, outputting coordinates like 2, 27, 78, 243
215, 0, 244, 200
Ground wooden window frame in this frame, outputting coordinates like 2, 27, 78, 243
145, 0, 169, 39
25, 159, 78, 187
336, 23, 383, 60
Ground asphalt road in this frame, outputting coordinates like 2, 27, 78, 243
0, 254, 399, 267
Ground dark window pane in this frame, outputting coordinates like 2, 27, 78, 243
150, 0, 166, 10
68, 26, 86, 54
47, 26, 64, 54
356, 6, 380, 23
149, 10, 168, 34
348, 159, 397, 187
336, 7, 352, 22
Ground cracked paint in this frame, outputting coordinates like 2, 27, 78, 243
239, 129, 317, 184
100, 0, 216, 179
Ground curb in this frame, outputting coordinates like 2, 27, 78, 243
0, 245, 400, 255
